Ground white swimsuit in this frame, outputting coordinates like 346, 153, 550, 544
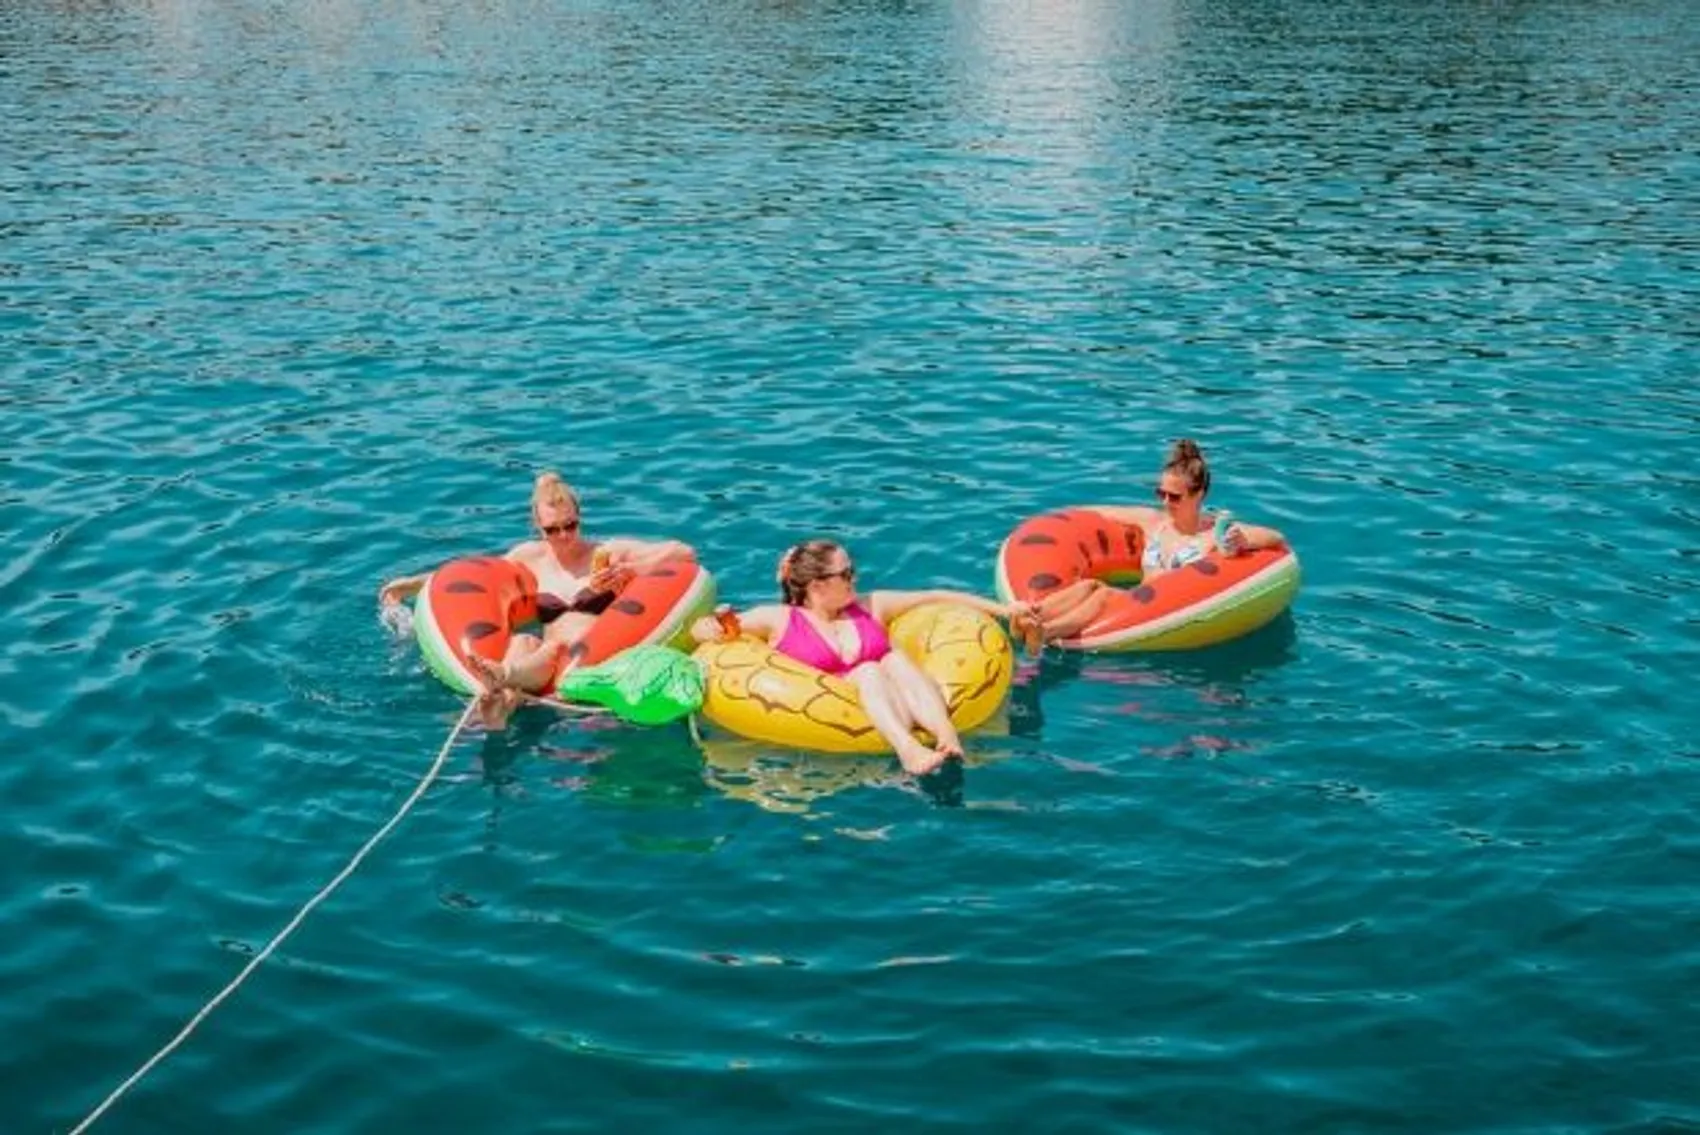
1142, 522, 1211, 573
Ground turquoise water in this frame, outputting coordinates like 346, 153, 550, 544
6, 0, 1698, 1129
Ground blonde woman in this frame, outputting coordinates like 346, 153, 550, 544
380, 472, 693, 725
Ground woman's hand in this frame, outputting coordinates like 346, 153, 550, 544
587, 565, 634, 594
1219, 523, 1286, 555
378, 576, 424, 606
690, 615, 728, 644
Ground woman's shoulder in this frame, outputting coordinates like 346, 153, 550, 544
507, 539, 547, 562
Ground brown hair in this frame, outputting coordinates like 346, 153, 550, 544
1163, 438, 1210, 497
531, 471, 581, 525
776, 539, 846, 606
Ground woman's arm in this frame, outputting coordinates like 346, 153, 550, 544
868, 589, 1029, 624
600, 537, 695, 571
378, 573, 429, 606
690, 604, 786, 644
1220, 520, 1287, 555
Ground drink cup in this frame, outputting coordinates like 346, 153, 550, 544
713, 604, 742, 640
1212, 510, 1236, 554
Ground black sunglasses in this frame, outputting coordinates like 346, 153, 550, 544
541, 520, 581, 537
819, 565, 856, 582
1154, 488, 1190, 504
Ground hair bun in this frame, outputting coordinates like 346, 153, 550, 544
1170, 438, 1203, 463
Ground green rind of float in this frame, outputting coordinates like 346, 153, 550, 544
656, 569, 719, 652
413, 581, 479, 696
993, 541, 1017, 606
1092, 554, 1302, 653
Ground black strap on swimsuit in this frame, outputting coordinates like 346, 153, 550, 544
537, 589, 616, 623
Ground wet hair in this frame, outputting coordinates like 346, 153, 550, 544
776, 539, 847, 606
531, 471, 581, 525
1163, 438, 1211, 497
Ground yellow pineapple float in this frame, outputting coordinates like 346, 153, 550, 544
693, 602, 1013, 753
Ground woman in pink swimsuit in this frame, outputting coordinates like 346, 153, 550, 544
692, 540, 1038, 776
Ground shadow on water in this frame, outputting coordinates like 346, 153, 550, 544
1150, 611, 1301, 684
464, 616, 1298, 817
475, 709, 709, 813
1009, 614, 1300, 764
460, 702, 970, 821
1011, 611, 1300, 731
698, 735, 982, 813
699, 737, 908, 814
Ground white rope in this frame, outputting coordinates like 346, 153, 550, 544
521, 691, 611, 716
67, 699, 481, 1135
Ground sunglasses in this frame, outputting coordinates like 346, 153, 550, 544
1154, 487, 1192, 504
819, 566, 856, 583
541, 520, 580, 537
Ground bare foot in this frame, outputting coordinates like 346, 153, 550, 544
923, 716, 965, 759
477, 688, 523, 731
464, 650, 510, 689
1010, 612, 1044, 656
897, 739, 946, 776
464, 651, 521, 731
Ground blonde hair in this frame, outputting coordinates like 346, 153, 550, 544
531, 471, 581, 524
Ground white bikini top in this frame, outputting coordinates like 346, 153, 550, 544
1142, 513, 1227, 573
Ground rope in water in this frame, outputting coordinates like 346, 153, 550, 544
68, 698, 482, 1134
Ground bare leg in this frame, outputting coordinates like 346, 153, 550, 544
849, 664, 940, 775
466, 615, 597, 731
463, 650, 526, 731
541, 612, 598, 649
501, 630, 574, 695
880, 651, 963, 758
1037, 578, 1101, 618
1036, 580, 1112, 643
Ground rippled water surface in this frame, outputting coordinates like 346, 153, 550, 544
5, 0, 1698, 1130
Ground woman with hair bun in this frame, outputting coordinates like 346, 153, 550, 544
691, 540, 1038, 775
1019, 439, 1287, 648
379, 471, 694, 726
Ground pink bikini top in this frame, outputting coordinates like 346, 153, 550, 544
774, 603, 891, 676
